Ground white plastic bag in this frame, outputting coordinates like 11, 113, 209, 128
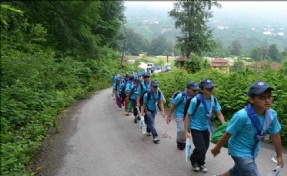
185, 138, 191, 162
139, 116, 146, 134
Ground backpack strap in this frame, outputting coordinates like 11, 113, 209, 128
245, 104, 271, 157
175, 91, 187, 107
146, 90, 161, 114
183, 96, 200, 120
192, 98, 201, 116
196, 94, 215, 132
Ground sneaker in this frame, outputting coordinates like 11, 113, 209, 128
153, 136, 160, 143
146, 132, 151, 136
199, 165, 208, 173
192, 163, 200, 172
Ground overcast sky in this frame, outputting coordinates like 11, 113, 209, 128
124, 1, 287, 13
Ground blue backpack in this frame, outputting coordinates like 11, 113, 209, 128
168, 91, 187, 108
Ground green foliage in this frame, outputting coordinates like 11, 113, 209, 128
122, 27, 147, 55
279, 60, 287, 75
169, 0, 220, 56
1, 1, 126, 175
153, 69, 287, 146
148, 35, 173, 56
268, 44, 281, 62
231, 57, 245, 73
184, 53, 202, 73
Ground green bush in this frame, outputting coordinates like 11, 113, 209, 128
0, 47, 124, 175
153, 69, 287, 146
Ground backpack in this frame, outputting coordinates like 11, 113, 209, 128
168, 91, 186, 108
138, 83, 147, 105
211, 120, 230, 148
120, 81, 128, 98
183, 95, 218, 120
127, 85, 137, 100
142, 90, 162, 113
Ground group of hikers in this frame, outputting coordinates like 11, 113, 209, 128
111, 72, 284, 176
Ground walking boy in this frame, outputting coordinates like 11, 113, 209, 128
127, 78, 141, 123
167, 82, 199, 150
184, 79, 225, 173
124, 76, 134, 116
211, 81, 284, 176
141, 80, 166, 143
136, 73, 151, 108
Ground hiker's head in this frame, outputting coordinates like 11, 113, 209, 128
186, 82, 199, 96
142, 73, 150, 82
116, 77, 121, 83
134, 78, 141, 85
248, 81, 273, 110
199, 79, 215, 95
151, 80, 159, 91
129, 75, 134, 81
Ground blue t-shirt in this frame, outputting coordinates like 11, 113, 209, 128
129, 84, 138, 100
187, 96, 221, 131
171, 92, 189, 118
125, 81, 132, 96
136, 82, 151, 95
226, 108, 281, 158
113, 83, 121, 95
143, 90, 163, 111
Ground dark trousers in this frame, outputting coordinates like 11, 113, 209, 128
144, 111, 158, 138
131, 99, 138, 117
190, 129, 210, 166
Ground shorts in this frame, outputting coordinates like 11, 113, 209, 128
229, 156, 259, 176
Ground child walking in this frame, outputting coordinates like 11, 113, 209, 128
184, 79, 225, 173
211, 81, 284, 176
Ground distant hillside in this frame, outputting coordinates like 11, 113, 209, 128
124, 1, 287, 50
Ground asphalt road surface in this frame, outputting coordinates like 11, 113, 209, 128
32, 88, 287, 176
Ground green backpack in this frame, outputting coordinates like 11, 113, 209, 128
211, 121, 230, 148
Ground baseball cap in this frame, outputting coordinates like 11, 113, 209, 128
247, 81, 274, 97
186, 82, 199, 90
142, 73, 150, 77
116, 77, 121, 81
151, 80, 159, 87
199, 79, 215, 89
134, 78, 141, 84
129, 75, 134, 80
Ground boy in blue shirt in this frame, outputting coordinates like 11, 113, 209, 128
141, 80, 166, 143
124, 76, 134, 116
167, 82, 199, 150
136, 73, 151, 107
127, 78, 141, 123
184, 79, 225, 173
211, 81, 284, 176
112, 77, 123, 109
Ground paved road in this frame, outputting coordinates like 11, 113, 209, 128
33, 88, 287, 176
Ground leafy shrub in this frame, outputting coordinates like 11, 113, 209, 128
153, 69, 287, 146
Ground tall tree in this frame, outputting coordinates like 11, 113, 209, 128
250, 47, 261, 61
268, 44, 281, 63
8, 1, 125, 57
230, 40, 242, 56
169, 0, 220, 57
